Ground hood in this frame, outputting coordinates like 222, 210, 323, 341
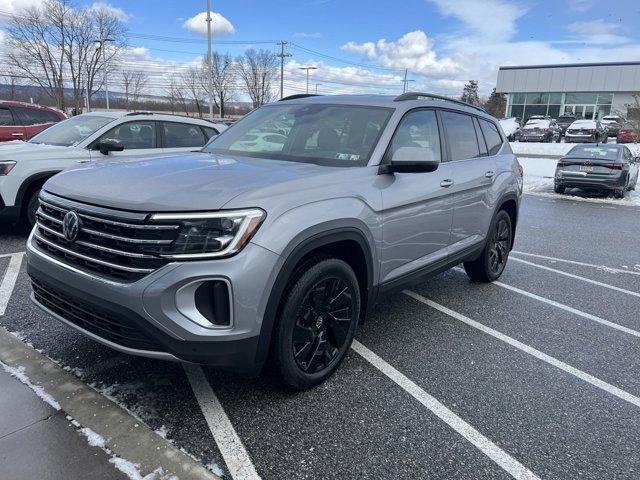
0, 141, 79, 158
43, 152, 337, 212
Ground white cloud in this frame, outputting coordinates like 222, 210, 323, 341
0, 0, 41, 23
427, 0, 526, 42
566, 0, 594, 12
182, 12, 235, 37
89, 2, 131, 22
564, 20, 629, 45
341, 31, 463, 78
293, 32, 323, 40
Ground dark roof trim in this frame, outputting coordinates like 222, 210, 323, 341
499, 61, 640, 71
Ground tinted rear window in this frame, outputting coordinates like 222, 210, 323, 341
0, 108, 13, 126
566, 146, 620, 161
441, 111, 480, 161
479, 119, 503, 156
14, 107, 60, 125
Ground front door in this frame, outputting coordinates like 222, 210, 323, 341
92, 120, 161, 160
379, 109, 454, 284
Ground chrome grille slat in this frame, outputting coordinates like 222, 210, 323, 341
34, 232, 155, 274
35, 196, 183, 282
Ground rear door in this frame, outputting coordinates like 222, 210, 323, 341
379, 108, 455, 284
160, 122, 210, 155
0, 107, 25, 142
443, 111, 498, 252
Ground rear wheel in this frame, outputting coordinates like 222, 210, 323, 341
554, 184, 565, 194
272, 258, 360, 390
613, 189, 625, 199
464, 210, 512, 282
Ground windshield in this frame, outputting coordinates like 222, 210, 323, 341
566, 145, 620, 161
204, 103, 393, 167
28, 115, 114, 147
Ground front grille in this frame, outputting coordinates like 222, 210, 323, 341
32, 277, 162, 352
34, 198, 180, 282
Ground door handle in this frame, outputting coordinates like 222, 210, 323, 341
440, 179, 454, 188
484, 171, 495, 178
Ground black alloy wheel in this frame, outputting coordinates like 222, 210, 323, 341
488, 216, 511, 277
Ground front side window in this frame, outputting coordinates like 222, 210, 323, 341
389, 110, 442, 162
479, 119, 504, 156
441, 111, 480, 161
163, 122, 206, 148
29, 115, 113, 146
205, 103, 392, 167
0, 108, 13, 126
99, 121, 156, 150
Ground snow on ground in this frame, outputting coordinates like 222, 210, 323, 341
512, 141, 640, 158
518, 156, 640, 207
0, 361, 61, 410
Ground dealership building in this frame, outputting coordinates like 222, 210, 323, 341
496, 61, 640, 121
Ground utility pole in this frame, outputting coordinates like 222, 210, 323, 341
315, 83, 322, 94
402, 69, 414, 93
277, 41, 292, 99
206, 0, 214, 121
96, 38, 114, 110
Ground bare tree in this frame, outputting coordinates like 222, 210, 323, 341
165, 75, 190, 115
1, 67, 24, 100
181, 67, 206, 118
5, 0, 127, 112
121, 70, 148, 110
236, 48, 277, 109
202, 53, 235, 118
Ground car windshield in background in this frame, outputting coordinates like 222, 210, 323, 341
204, 103, 392, 166
28, 115, 113, 146
566, 145, 620, 161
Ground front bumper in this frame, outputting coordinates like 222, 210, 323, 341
27, 231, 283, 373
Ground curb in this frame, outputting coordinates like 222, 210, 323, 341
0, 325, 220, 480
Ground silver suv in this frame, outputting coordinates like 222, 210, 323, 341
26, 93, 522, 389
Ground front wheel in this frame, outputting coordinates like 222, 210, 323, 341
25, 189, 41, 227
554, 184, 565, 194
464, 210, 512, 282
271, 258, 361, 390
613, 189, 625, 199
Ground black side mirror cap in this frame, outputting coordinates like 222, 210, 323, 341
97, 139, 125, 155
379, 159, 440, 174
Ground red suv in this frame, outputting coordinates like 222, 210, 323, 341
0, 101, 66, 142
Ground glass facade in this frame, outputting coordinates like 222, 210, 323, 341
507, 92, 613, 121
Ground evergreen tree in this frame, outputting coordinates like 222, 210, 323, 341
484, 88, 507, 117
460, 80, 480, 106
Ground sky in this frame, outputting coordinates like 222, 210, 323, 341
1, 0, 639, 99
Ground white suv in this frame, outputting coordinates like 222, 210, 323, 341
0, 112, 227, 226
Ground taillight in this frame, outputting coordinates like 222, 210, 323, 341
607, 164, 623, 170
588, 129, 596, 133
557, 160, 570, 167
540, 128, 548, 133
517, 164, 524, 176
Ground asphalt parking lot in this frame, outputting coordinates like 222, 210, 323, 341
1, 193, 640, 480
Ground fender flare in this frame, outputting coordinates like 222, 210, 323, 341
253, 225, 375, 368
15, 171, 61, 216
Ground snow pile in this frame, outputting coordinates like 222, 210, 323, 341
518, 157, 640, 206
0, 361, 61, 410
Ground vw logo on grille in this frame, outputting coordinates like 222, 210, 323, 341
62, 211, 81, 242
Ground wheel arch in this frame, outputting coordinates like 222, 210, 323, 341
254, 225, 375, 369
16, 171, 61, 218
495, 192, 519, 250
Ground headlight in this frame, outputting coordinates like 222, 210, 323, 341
0, 161, 17, 176
149, 208, 265, 259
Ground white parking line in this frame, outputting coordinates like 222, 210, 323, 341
184, 364, 261, 480
351, 340, 541, 480
0, 253, 24, 316
493, 281, 640, 339
403, 290, 640, 409
512, 251, 640, 276
510, 257, 640, 299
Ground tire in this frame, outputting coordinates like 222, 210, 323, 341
25, 189, 41, 227
613, 189, 624, 199
554, 184, 565, 194
463, 210, 512, 283
602, 136, 607, 144
271, 257, 361, 390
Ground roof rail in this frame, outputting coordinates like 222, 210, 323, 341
394, 92, 486, 113
278, 94, 321, 102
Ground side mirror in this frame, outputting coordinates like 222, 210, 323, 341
97, 138, 124, 155
383, 147, 440, 174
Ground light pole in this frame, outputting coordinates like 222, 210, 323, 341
299, 66, 318, 94
95, 38, 114, 110
206, 0, 214, 121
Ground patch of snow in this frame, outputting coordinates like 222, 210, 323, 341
80, 426, 107, 448
62, 365, 85, 378
205, 461, 225, 477
0, 361, 61, 410
499, 118, 519, 137
155, 425, 168, 439
518, 156, 640, 207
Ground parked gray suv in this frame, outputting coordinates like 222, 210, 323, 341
26, 93, 522, 389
